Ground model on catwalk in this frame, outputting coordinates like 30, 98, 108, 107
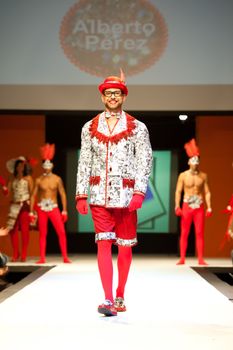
76, 70, 153, 316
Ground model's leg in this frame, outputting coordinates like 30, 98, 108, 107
49, 208, 70, 263
97, 240, 114, 303
37, 209, 48, 263
193, 206, 207, 265
10, 222, 19, 262
19, 210, 30, 262
116, 245, 132, 298
177, 203, 193, 264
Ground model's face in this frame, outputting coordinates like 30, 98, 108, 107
189, 163, 199, 171
101, 88, 126, 112
16, 161, 24, 173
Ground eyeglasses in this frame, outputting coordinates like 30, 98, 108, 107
103, 90, 123, 97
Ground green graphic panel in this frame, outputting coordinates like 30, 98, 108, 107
137, 151, 171, 233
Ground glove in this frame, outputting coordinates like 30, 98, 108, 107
175, 207, 182, 216
76, 198, 88, 215
29, 212, 37, 225
222, 206, 233, 214
206, 208, 212, 217
61, 211, 68, 223
0, 175, 6, 187
0, 175, 8, 196
128, 194, 144, 212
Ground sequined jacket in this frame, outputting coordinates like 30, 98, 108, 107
76, 111, 153, 208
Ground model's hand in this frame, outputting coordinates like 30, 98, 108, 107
206, 208, 212, 217
76, 198, 88, 215
0, 227, 9, 236
128, 194, 144, 212
29, 212, 37, 224
61, 211, 68, 223
0, 175, 8, 196
222, 206, 233, 214
175, 207, 182, 216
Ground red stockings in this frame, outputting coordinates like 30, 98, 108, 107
97, 241, 132, 302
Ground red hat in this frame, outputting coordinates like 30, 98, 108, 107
98, 69, 128, 96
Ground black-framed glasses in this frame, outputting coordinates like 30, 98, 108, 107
103, 90, 123, 97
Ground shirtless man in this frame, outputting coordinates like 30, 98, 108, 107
30, 144, 71, 263
175, 139, 212, 265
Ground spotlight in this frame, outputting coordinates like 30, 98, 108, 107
179, 114, 188, 121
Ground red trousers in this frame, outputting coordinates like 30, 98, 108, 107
179, 203, 205, 262
10, 208, 30, 261
37, 207, 68, 261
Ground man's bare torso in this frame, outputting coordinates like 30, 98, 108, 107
182, 170, 207, 199
37, 174, 60, 203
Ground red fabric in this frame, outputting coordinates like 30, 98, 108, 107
178, 203, 205, 264
116, 245, 132, 298
76, 198, 88, 215
36, 207, 69, 262
228, 194, 233, 208
97, 241, 133, 302
128, 194, 144, 212
0, 176, 8, 195
0, 175, 6, 186
61, 211, 68, 223
90, 206, 137, 242
175, 207, 182, 216
10, 208, 30, 261
90, 114, 136, 145
97, 240, 114, 302
205, 210, 212, 218
29, 213, 36, 224
89, 176, 100, 186
122, 179, 135, 189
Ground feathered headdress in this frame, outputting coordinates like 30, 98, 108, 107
184, 139, 200, 164
40, 143, 55, 169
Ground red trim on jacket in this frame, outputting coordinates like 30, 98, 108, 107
89, 113, 136, 144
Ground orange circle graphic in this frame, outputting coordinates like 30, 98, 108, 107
60, 0, 168, 77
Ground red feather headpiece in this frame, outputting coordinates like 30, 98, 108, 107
40, 143, 55, 161
184, 139, 200, 158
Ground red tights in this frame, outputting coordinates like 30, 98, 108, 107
178, 203, 206, 264
10, 209, 30, 262
37, 207, 69, 263
97, 240, 132, 303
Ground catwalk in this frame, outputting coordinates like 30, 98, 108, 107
0, 255, 233, 350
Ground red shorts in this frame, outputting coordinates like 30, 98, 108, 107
90, 206, 137, 247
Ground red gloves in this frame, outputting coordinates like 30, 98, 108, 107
76, 198, 88, 215
175, 207, 182, 216
61, 211, 68, 223
205, 208, 212, 217
0, 175, 8, 196
128, 194, 144, 212
29, 212, 37, 225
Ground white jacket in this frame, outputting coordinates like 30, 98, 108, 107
76, 111, 153, 208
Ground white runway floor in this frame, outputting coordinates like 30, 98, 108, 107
1, 255, 233, 350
